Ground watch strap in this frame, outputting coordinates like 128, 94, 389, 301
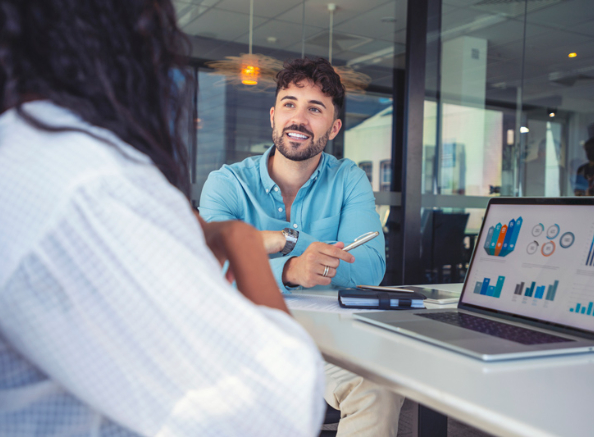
281, 228, 299, 255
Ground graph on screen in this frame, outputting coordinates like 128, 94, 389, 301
483, 217, 522, 257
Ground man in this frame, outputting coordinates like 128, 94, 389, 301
0, 1, 324, 435
575, 137, 594, 196
200, 57, 404, 436
200, 58, 385, 291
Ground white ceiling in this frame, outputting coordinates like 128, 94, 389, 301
174, 0, 405, 66
173, 0, 594, 110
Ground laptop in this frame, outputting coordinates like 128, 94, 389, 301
355, 197, 594, 361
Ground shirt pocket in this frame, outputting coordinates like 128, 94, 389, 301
308, 214, 340, 241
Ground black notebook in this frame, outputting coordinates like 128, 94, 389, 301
338, 288, 426, 310
357, 285, 460, 304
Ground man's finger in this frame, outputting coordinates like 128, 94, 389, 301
319, 244, 355, 263
317, 254, 341, 269
318, 266, 336, 278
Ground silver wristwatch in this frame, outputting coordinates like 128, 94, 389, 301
281, 228, 299, 255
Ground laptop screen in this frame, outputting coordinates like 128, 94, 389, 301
460, 199, 594, 334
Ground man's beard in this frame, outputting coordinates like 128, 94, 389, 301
272, 122, 332, 162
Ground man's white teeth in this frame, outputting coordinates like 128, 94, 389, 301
287, 132, 308, 139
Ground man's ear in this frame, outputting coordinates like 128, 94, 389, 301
270, 107, 275, 128
328, 118, 342, 140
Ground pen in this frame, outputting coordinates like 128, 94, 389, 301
343, 231, 379, 252
357, 285, 415, 293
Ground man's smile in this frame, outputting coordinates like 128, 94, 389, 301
283, 124, 314, 143
286, 132, 310, 141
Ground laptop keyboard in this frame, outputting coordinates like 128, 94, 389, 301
415, 312, 573, 345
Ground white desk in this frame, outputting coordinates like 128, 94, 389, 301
290, 285, 594, 437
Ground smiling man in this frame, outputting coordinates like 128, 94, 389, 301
200, 58, 385, 291
200, 58, 404, 437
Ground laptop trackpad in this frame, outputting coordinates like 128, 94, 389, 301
396, 321, 478, 341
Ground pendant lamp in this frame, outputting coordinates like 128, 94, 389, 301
207, 0, 282, 88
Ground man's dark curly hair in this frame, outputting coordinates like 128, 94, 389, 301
275, 57, 345, 118
0, 0, 192, 196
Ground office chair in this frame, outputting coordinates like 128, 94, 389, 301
421, 210, 470, 283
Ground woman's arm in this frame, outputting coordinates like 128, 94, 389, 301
196, 213, 289, 314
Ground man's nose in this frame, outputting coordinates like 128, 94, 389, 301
289, 107, 309, 126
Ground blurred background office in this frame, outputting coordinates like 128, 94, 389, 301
174, 0, 594, 286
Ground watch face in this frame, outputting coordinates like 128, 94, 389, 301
282, 228, 297, 239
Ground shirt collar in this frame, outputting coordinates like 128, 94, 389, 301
259, 146, 327, 193
259, 146, 277, 193
307, 153, 325, 183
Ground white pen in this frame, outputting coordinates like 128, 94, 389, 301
356, 285, 415, 293
343, 231, 379, 252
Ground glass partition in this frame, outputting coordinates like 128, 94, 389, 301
176, 0, 594, 286
422, 0, 594, 283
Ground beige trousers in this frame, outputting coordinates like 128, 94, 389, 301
324, 362, 405, 437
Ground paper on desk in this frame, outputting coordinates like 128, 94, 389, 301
284, 294, 381, 315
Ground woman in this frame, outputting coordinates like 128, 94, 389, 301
0, 1, 324, 435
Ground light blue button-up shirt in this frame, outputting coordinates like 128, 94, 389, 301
200, 146, 386, 290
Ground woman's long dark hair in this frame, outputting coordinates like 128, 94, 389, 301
0, 0, 192, 196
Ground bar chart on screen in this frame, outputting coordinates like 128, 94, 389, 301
586, 233, 594, 267
514, 280, 559, 301
569, 302, 594, 316
473, 275, 505, 298
483, 217, 522, 257
568, 280, 594, 317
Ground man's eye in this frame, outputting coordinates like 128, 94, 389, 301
310, 107, 321, 113
284, 102, 294, 108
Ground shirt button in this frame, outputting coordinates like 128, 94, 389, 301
274, 187, 279, 192
266, 189, 269, 193
278, 207, 283, 212
293, 224, 298, 229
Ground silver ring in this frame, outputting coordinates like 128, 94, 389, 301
323, 265, 330, 277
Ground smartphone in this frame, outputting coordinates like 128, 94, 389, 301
343, 231, 379, 252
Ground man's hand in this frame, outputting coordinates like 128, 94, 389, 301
282, 241, 355, 288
